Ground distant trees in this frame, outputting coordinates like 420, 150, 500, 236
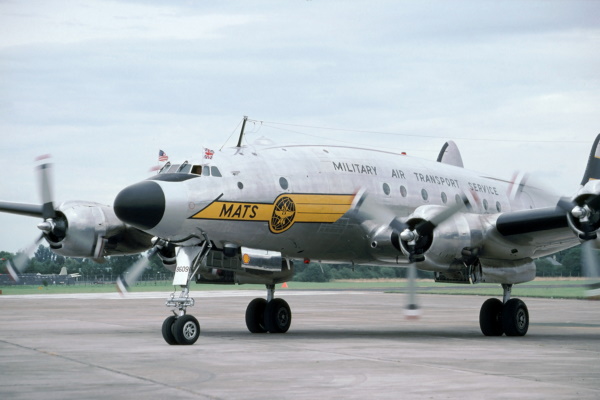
0, 244, 595, 283
0, 245, 169, 282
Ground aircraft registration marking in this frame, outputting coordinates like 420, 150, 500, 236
190, 193, 355, 233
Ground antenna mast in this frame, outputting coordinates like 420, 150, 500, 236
236, 116, 248, 147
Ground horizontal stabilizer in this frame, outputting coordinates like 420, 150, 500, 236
437, 141, 464, 168
581, 133, 600, 185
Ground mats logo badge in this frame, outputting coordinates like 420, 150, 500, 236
190, 193, 353, 234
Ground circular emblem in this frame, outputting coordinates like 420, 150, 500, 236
270, 196, 296, 233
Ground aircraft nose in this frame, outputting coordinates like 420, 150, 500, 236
114, 181, 165, 230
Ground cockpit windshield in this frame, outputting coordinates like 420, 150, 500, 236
157, 161, 221, 177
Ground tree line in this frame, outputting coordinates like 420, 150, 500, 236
0, 245, 592, 283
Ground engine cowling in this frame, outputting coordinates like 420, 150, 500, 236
48, 201, 153, 258
400, 205, 485, 272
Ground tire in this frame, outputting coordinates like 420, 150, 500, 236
161, 315, 178, 345
173, 315, 200, 345
479, 298, 504, 336
264, 298, 292, 334
245, 298, 267, 333
502, 298, 529, 337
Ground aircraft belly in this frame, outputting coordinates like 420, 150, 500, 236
186, 216, 373, 262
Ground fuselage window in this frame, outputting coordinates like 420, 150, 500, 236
441, 192, 447, 204
455, 194, 462, 205
483, 199, 489, 211
421, 189, 429, 201
279, 177, 289, 190
191, 165, 203, 175
210, 166, 222, 177
237, 182, 244, 190
383, 183, 390, 196
496, 201, 502, 213
400, 185, 407, 197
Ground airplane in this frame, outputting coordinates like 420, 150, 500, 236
1, 118, 599, 345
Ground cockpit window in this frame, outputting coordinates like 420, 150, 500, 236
210, 166, 222, 177
159, 162, 171, 174
177, 162, 192, 174
156, 162, 221, 178
167, 164, 181, 173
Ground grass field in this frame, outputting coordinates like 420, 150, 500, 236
0, 279, 596, 299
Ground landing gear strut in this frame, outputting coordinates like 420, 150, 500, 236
479, 283, 529, 337
245, 283, 292, 334
161, 239, 211, 345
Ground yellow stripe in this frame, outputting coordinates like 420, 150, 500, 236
190, 193, 355, 229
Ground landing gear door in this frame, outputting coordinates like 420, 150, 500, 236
241, 247, 283, 271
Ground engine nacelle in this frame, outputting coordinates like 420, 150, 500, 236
565, 180, 600, 242
401, 205, 485, 272
50, 201, 153, 258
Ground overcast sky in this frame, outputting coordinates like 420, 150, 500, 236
1, 0, 599, 253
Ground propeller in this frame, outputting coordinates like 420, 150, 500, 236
116, 239, 166, 295
351, 190, 470, 317
4, 156, 65, 281
557, 194, 600, 298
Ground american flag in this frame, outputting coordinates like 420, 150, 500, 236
204, 148, 214, 159
158, 150, 168, 162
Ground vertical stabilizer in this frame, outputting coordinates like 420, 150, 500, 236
437, 141, 464, 168
581, 134, 600, 185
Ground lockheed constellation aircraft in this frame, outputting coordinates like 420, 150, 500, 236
2, 118, 599, 345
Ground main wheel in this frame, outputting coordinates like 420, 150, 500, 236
245, 298, 268, 333
502, 298, 529, 336
161, 315, 178, 345
479, 298, 504, 336
173, 315, 200, 345
264, 298, 292, 333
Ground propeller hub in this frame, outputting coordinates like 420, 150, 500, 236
37, 220, 55, 233
400, 229, 417, 243
571, 205, 589, 219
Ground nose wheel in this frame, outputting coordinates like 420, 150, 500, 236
162, 314, 201, 345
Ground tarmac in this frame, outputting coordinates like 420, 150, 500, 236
0, 290, 599, 400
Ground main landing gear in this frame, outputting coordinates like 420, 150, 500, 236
479, 284, 529, 337
245, 284, 292, 334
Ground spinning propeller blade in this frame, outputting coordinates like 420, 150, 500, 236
2, 156, 63, 281
7, 234, 44, 282
557, 193, 600, 298
352, 189, 470, 315
116, 246, 160, 295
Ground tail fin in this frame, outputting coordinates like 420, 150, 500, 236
437, 141, 464, 168
581, 134, 600, 185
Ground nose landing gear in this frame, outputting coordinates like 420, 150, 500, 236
161, 239, 210, 345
